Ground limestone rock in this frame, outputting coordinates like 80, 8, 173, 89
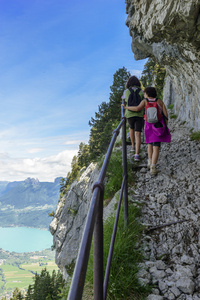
49, 162, 100, 279
126, 0, 200, 130
147, 295, 164, 300
131, 118, 200, 298
176, 278, 195, 294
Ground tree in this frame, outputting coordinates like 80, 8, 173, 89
109, 67, 131, 121
77, 142, 90, 168
89, 101, 111, 159
154, 63, 166, 99
140, 58, 166, 99
10, 288, 24, 300
25, 285, 33, 300
89, 67, 130, 160
25, 268, 65, 300
140, 59, 156, 87
60, 155, 82, 195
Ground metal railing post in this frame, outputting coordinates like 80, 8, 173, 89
68, 110, 129, 300
122, 115, 128, 226
93, 184, 104, 300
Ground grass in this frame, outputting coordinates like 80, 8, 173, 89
168, 104, 174, 110
103, 150, 123, 199
170, 114, 177, 119
21, 261, 58, 273
84, 205, 152, 300
190, 131, 200, 141
99, 149, 134, 201
1, 265, 32, 289
167, 104, 178, 120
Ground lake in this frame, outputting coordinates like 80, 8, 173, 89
0, 227, 53, 253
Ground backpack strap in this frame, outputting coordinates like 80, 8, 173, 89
128, 88, 134, 94
162, 112, 168, 121
128, 87, 141, 93
147, 98, 157, 102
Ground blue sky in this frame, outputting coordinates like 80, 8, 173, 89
0, 0, 146, 182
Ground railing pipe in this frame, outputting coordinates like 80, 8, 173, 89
98, 119, 125, 183
67, 188, 101, 300
93, 187, 104, 300
122, 116, 128, 226
103, 175, 126, 299
67, 108, 128, 300
121, 102, 128, 226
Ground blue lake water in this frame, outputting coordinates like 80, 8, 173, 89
0, 227, 53, 253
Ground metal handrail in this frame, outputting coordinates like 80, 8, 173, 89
67, 105, 128, 300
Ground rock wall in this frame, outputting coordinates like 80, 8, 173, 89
49, 162, 119, 280
49, 163, 100, 280
126, 0, 200, 130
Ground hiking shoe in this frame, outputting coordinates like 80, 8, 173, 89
150, 165, 158, 175
147, 159, 151, 169
134, 154, 140, 161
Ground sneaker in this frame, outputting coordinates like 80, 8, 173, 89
134, 154, 140, 161
130, 147, 134, 153
150, 165, 158, 175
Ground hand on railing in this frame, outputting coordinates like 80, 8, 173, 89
121, 100, 126, 118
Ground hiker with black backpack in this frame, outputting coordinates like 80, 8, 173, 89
122, 87, 171, 175
121, 76, 144, 161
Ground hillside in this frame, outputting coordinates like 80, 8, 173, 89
0, 177, 61, 229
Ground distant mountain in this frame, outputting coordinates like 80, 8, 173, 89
0, 177, 62, 229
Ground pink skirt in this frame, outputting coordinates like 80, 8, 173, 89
145, 118, 171, 143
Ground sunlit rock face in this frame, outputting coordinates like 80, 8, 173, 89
126, 0, 200, 129
49, 163, 100, 280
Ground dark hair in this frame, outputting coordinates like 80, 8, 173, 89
126, 76, 141, 88
144, 87, 157, 98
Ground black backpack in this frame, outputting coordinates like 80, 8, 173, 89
127, 88, 142, 107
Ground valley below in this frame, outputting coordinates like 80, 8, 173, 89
0, 177, 62, 298
0, 248, 57, 299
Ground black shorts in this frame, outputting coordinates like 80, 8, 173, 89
149, 142, 161, 147
128, 117, 143, 132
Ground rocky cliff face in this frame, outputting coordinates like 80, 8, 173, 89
126, 0, 200, 130
49, 163, 100, 279
49, 162, 119, 280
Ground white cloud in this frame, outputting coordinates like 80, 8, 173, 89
130, 69, 143, 78
27, 148, 44, 154
0, 149, 78, 182
64, 140, 85, 146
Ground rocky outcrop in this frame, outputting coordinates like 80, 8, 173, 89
49, 163, 100, 280
130, 116, 200, 299
126, 0, 200, 130
49, 162, 119, 280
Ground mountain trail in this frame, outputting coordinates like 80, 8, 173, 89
129, 118, 200, 299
